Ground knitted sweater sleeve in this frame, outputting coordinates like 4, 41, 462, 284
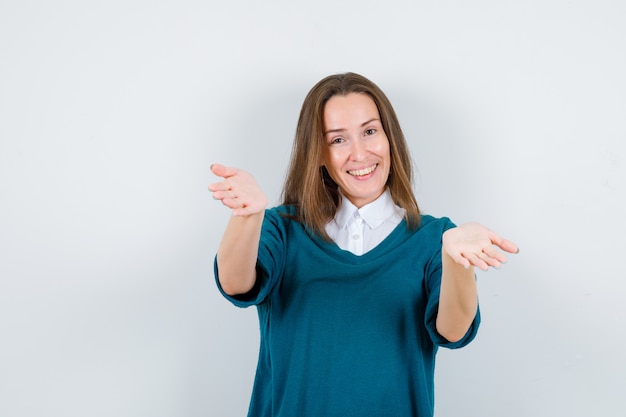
214, 207, 287, 308
422, 217, 481, 349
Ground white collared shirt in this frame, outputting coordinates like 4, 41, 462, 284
324, 189, 405, 256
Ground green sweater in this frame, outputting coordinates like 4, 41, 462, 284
215, 205, 480, 417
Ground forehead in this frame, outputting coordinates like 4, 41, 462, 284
323, 93, 380, 127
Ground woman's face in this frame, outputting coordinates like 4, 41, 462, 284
322, 92, 391, 208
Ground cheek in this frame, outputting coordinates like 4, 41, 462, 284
374, 139, 391, 160
324, 150, 345, 172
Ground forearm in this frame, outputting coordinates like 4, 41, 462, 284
436, 251, 479, 343
216, 211, 265, 295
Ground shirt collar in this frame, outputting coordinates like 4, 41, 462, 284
333, 189, 400, 230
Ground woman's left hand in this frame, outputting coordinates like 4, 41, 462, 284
442, 222, 519, 271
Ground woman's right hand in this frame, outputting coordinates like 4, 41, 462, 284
209, 164, 268, 217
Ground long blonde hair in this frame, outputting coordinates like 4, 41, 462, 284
282, 72, 420, 239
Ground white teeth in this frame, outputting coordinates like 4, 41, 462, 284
348, 165, 377, 177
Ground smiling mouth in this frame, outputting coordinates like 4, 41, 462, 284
347, 164, 378, 177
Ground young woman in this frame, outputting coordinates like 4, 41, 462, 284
209, 72, 518, 417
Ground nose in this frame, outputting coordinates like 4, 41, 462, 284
349, 138, 367, 161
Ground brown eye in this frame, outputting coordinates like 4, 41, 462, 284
365, 129, 376, 135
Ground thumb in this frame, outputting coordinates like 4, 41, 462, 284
490, 232, 520, 255
499, 238, 520, 254
210, 163, 239, 178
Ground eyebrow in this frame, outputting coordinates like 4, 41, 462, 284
323, 118, 380, 135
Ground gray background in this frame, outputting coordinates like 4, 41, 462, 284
1, 0, 624, 416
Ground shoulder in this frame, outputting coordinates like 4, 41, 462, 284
381, 214, 457, 251
419, 214, 455, 228
413, 214, 456, 239
265, 204, 297, 223
262, 205, 301, 235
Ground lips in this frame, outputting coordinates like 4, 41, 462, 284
347, 164, 378, 177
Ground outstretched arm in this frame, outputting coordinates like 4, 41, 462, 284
209, 163, 268, 296
436, 222, 519, 342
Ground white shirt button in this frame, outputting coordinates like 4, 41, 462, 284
352, 234, 360, 240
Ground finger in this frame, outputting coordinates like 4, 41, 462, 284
488, 231, 519, 254
211, 190, 231, 200
208, 180, 232, 192
445, 247, 471, 268
481, 246, 507, 266
232, 206, 253, 217
476, 253, 502, 269
220, 197, 244, 210
226, 198, 258, 216
498, 238, 519, 254
491, 238, 519, 255
466, 254, 490, 271
213, 184, 244, 201
210, 163, 239, 179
